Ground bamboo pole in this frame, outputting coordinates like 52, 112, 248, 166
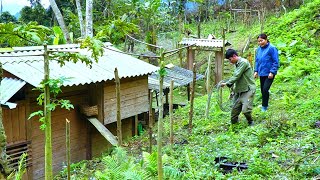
44, 44, 53, 180
148, 90, 153, 153
222, 28, 226, 80
157, 51, 165, 180
188, 63, 196, 133
114, 68, 122, 146
65, 119, 70, 180
205, 54, 212, 118
169, 80, 174, 145
177, 42, 183, 67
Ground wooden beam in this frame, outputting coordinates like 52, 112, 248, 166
215, 50, 223, 84
87, 117, 118, 146
187, 47, 195, 70
135, 115, 138, 136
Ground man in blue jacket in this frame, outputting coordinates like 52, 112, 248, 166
254, 33, 279, 112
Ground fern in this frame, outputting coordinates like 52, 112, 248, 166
163, 166, 183, 180
94, 147, 156, 180
123, 171, 143, 180
142, 152, 158, 176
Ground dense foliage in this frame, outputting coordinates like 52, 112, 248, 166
54, 0, 320, 179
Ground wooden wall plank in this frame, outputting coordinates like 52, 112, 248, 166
29, 90, 88, 180
103, 76, 149, 124
18, 103, 26, 141
104, 101, 148, 124
3, 109, 12, 143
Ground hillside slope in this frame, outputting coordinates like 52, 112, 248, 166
54, 1, 320, 179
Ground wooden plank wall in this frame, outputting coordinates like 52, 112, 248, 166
103, 76, 149, 124
3, 101, 27, 144
2, 101, 30, 179
28, 86, 89, 180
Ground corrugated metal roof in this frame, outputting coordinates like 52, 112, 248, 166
0, 44, 159, 87
148, 65, 204, 91
0, 77, 26, 104
179, 38, 229, 48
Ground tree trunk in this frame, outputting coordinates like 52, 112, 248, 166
106, 0, 111, 18
85, 0, 93, 38
44, 44, 53, 180
260, 7, 265, 33
75, 0, 85, 38
197, 5, 201, 38
49, 0, 71, 43
0, 63, 10, 179
188, 63, 196, 133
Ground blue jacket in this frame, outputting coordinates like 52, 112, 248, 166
255, 43, 279, 76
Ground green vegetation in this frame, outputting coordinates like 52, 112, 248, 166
55, 0, 320, 179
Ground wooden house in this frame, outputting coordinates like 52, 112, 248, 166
0, 44, 158, 179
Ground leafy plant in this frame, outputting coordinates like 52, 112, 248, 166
96, 14, 139, 45
94, 147, 152, 180
7, 153, 27, 180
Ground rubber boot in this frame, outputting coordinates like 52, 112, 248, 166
231, 116, 239, 124
244, 113, 254, 126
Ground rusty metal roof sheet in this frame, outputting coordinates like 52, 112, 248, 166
0, 77, 26, 104
0, 44, 158, 87
148, 65, 204, 91
179, 38, 230, 48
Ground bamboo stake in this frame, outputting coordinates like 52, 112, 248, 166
188, 63, 196, 133
169, 80, 174, 145
148, 90, 153, 153
205, 54, 212, 119
177, 42, 183, 67
65, 119, 70, 180
157, 51, 165, 179
222, 28, 226, 79
114, 68, 122, 146
44, 44, 53, 179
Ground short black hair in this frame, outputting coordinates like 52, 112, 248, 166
257, 33, 268, 40
225, 49, 238, 59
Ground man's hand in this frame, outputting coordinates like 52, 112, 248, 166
254, 72, 258, 78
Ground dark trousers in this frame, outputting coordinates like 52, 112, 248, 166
231, 89, 255, 124
259, 76, 275, 107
